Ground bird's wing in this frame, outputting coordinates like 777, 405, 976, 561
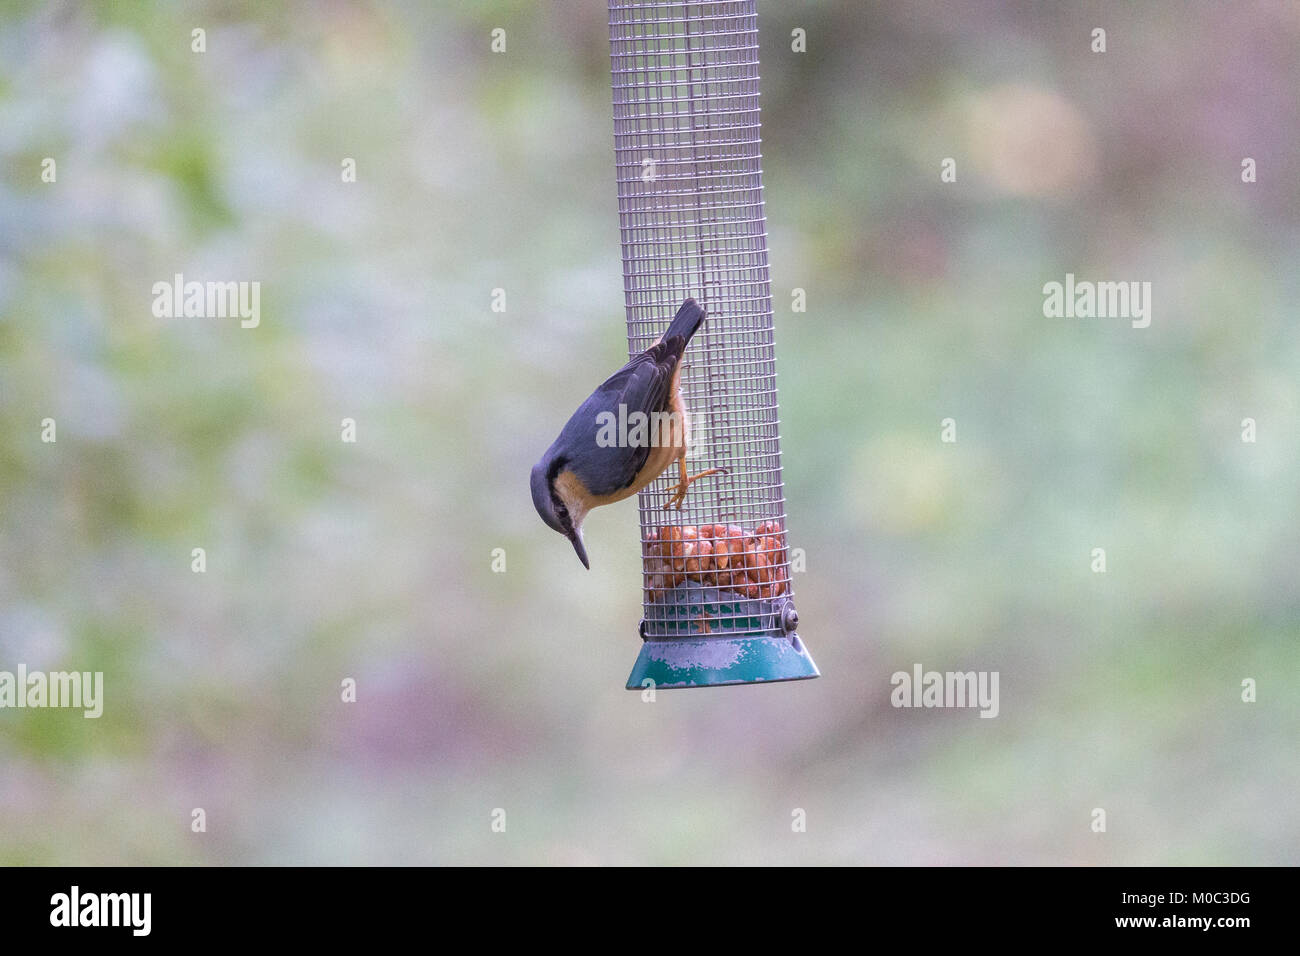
558, 346, 679, 497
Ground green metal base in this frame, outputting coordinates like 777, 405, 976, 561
626, 634, 819, 690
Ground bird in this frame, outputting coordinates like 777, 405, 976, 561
530, 297, 725, 568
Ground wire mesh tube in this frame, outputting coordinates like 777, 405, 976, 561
609, 1, 810, 672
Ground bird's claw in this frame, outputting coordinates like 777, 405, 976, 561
661, 466, 728, 510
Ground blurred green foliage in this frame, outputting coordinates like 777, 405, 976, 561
0, 0, 1297, 864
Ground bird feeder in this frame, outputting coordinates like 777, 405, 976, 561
609, 0, 818, 688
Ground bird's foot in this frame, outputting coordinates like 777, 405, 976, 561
661, 467, 728, 510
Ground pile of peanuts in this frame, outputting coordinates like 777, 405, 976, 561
644, 521, 789, 601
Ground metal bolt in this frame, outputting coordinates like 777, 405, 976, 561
782, 604, 799, 635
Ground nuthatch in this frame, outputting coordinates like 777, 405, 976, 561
530, 298, 725, 568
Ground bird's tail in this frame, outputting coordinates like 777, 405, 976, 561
662, 297, 706, 347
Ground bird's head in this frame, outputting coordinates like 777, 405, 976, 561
530, 453, 590, 569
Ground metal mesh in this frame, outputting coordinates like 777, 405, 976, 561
608, 0, 793, 640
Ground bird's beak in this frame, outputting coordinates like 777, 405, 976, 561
569, 529, 590, 569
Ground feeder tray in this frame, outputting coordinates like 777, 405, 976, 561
609, 0, 818, 688
627, 585, 817, 689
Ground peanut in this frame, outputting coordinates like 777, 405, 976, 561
673, 540, 696, 573
685, 538, 713, 576
744, 550, 772, 585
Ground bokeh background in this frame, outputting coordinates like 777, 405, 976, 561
2, 0, 1298, 865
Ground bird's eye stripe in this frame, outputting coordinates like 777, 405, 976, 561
551, 490, 573, 535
